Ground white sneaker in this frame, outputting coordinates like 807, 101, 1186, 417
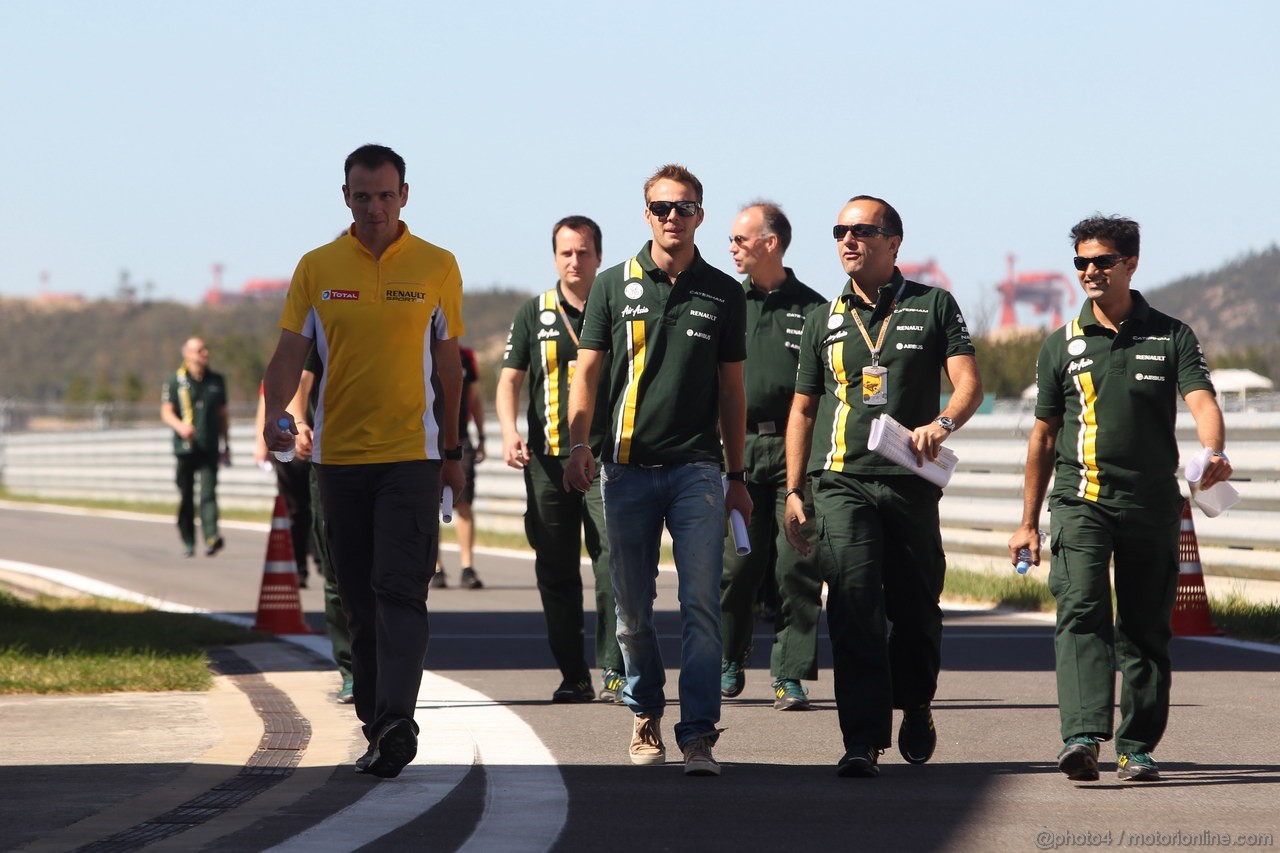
681, 735, 721, 776
629, 714, 666, 765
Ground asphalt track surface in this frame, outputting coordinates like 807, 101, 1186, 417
2, 501, 1278, 852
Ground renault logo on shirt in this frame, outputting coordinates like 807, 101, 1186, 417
386, 289, 426, 303
323, 289, 360, 301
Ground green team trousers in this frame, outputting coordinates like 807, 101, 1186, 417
524, 452, 623, 681
720, 434, 822, 680
310, 465, 353, 685
1048, 496, 1181, 755
814, 471, 946, 751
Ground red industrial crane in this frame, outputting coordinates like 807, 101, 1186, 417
898, 258, 951, 291
997, 253, 1075, 329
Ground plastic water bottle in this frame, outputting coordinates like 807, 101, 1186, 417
1016, 530, 1047, 574
272, 418, 296, 463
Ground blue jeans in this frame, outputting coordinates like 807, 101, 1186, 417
601, 461, 725, 748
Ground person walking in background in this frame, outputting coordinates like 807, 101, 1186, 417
496, 214, 626, 705
565, 164, 750, 776
1010, 215, 1232, 783
432, 344, 485, 590
719, 201, 827, 711
784, 195, 982, 778
263, 143, 466, 779
254, 383, 312, 588
160, 337, 229, 558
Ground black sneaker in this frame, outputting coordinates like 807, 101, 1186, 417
837, 745, 881, 778
460, 567, 484, 589
1117, 752, 1160, 781
1057, 736, 1100, 781
355, 741, 377, 772
898, 705, 937, 764
429, 569, 447, 589
552, 677, 596, 703
205, 535, 225, 557
360, 719, 418, 779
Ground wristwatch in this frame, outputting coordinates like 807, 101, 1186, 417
725, 470, 747, 483
934, 416, 956, 433
443, 446, 463, 460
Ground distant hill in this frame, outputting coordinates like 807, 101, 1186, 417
0, 285, 532, 404
1143, 245, 1280, 365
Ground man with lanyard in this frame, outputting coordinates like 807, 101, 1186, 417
160, 336, 230, 558
497, 215, 626, 705
784, 195, 982, 778
719, 202, 826, 711
263, 144, 465, 780
1009, 215, 1231, 783
564, 164, 750, 776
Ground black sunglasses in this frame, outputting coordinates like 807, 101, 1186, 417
833, 223, 898, 241
1073, 254, 1128, 271
648, 200, 700, 218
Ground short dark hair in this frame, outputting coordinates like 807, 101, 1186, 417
644, 164, 704, 204
552, 215, 603, 256
745, 200, 792, 254
1070, 214, 1140, 257
344, 144, 406, 185
848, 195, 903, 239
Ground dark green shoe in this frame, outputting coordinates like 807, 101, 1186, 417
552, 677, 595, 703
1057, 736, 1100, 781
772, 679, 811, 711
898, 705, 937, 764
837, 745, 881, 778
600, 669, 626, 704
1117, 752, 1160, 781
720, 660, 745, 698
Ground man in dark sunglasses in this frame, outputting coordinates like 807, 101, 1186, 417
564, 164, 750, 777
784, 195, 983, 778
1011, 215, 1232, 784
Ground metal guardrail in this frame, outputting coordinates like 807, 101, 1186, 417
3, 414, 1278, 581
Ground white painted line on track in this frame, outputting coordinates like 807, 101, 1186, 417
0, 555, 569, 852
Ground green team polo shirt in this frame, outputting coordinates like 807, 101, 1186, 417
161, 367, 227, 455
1036, 291, 1214, 509
795, 270, 975, 476
743, 268, 828, 434
578, 241, 747, 466
502, 283, 609, 458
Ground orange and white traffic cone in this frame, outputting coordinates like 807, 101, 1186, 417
1171, 499, 1221, 636
252, 494, 315, 634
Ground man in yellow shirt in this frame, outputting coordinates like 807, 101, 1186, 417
263, 144, 465, 779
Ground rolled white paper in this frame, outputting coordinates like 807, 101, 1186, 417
729, 509, 751, 556
441, 485, 454, 523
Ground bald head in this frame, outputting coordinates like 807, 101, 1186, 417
182, 338, 210, 377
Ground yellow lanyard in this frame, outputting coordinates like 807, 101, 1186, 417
555, 297, 581, 348
847, 282, 906, 366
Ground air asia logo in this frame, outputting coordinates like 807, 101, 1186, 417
689, 309, 716, 320
387, 289, 425, 303
537, 329, 561, 340
1135, 373, 1166, 382
823, 330, 848, 344
322, 289, 359, 301
1134, 354, 1166, 361
690, 290, 725, 303
896, 342, 924, 351
1068, 358, 1094, 374
621, 305, 650, 317
686, 329, 711, 341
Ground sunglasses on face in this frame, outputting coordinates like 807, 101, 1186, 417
1073, 254, 1128, 272
832, 223, 898, 241
647, 200, 700, 218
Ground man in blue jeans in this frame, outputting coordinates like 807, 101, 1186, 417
564, 164, 750, 776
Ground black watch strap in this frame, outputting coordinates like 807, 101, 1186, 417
725, 470, 747, 483
444, 446, 463, 460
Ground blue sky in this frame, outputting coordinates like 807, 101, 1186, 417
2, 0, 1276, 331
